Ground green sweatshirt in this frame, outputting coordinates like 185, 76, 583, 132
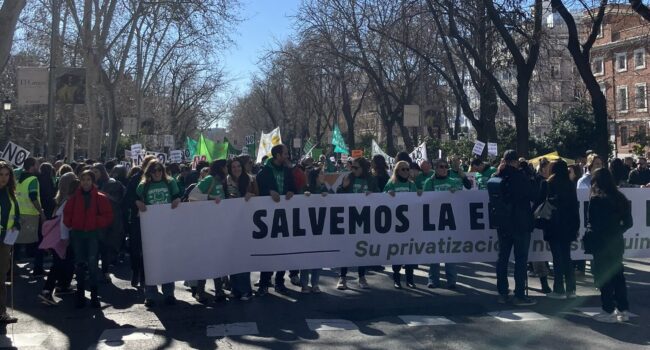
384, 179, 418, 193
474, 166, 497, 190
423, 176, 464, 192
136, 179, 180, 205
415, 171, 433, 190
197, 175, 226, 200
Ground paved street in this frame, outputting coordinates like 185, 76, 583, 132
1, 258, 648, 349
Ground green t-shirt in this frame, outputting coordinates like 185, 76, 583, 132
352, 178, 369, 193
136, 179, 180, 205
475, 166, 497, 190
423, 176, 464, 192
384, 179, 417, 193
271, 166, 285, 194
415, 171, 433, 190
197, 175, 225, 200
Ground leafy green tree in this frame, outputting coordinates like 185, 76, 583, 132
629, 131, 650, 157
542, 104, 609, 160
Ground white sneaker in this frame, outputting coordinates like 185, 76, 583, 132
593, 311, 618, 323
336, 278, 347, 290
358, 276, 369, 289
546, 292, 567, 300
616, 310, 631, 322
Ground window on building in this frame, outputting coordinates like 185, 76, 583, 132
639, 125, 647, 137
597, 23, 604, 39
599, 81, 606, 99
617, 86, 628, 112
634, 48, 646, 69
621, 126, 629, 146
636, 83, 647, 110
592, 57, 604, 75
616, 52, 627, 72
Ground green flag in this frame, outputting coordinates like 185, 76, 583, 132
302, 138, 314, 157
214, 141, 228, 160
197, 134, 216, 162
186, 137, 198, 158
331, 124, 349, 155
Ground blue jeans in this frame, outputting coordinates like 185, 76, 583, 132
300, 269, 321, 287
496, 231, 531, 298
145, 283, 175, 299
428, 263, 457, 286
70, 230, 100, 290
230, 273, 252, 296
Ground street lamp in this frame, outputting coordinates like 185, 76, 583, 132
2, 98, 11, 146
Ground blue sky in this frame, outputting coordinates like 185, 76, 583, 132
225, 0, 302, 93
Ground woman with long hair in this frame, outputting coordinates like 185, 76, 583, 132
225, 157, 258, 300
38, 172, 79, 305
384, 161, 420, 289
337, 157, 379, 290
542, 160, 579, 299
588, 168, 632, 322
0, 161, 20, 323
63, 170, 114, 308
135, 160, 181, 307
371, 155, 390, 192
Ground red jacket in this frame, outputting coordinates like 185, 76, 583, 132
63, 186, 114, 232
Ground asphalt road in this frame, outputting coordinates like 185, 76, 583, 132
1, 257, 648, 350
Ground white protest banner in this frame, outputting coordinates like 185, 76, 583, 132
131, 144, 142, 159
488, 142, 498, 157
139, 188, 650, 285
132, 151, 145, 167
163, 135, 175, 148
465, 172, 479, 190
0, 141, 30, 167
256, 127, 282, 163
124, 149, 132, 160
371, 140, 396, 169
192, 155, 207, 170
170, 150, 183, 163
409, 142, 428, 165
17, 67, 48, 105
472, 140, 486, 156
146, 151, 167, 164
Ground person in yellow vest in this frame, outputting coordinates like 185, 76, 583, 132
0, 161, 20, 323
14, 158, 45, 251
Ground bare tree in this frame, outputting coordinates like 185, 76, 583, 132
0, 0, 27, 75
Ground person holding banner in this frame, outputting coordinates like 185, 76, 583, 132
135, 160, 181, 307
423, 159, 463, 289
384, 161, 421, 289
255, 144, 296, 296
415, 160, 433, 190
64, 170, 114, 308
226, 157, 258, 300
0, 161, 20, 323
371, 155, 391, 192
191, 160, 228, 303
336, 157, 379, 290
300, 167, 330, 294
470, 158, 497, 190
448, 156, 473, 190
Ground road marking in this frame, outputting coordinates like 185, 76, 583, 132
398, 315, 456, 327
207, 322, 259, 337
575, 307, 638, 318
306, 319, 359, 331
487, 310, 549, 322
0, 333, 48, 347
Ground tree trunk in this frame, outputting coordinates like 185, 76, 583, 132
85, 56, 102, 159
385, 121, 395, 155
515, 83, 530, 157
0, 0, 26, 74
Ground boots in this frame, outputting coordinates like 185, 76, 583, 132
540, 276, 552, 294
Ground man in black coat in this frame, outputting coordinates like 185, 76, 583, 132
494, 150, 537, 306
628, 157, 650, 186
255, 144, 296, 296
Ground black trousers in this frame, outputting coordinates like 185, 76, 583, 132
549, 240, 576, 294
392, 265, 415, 283
594, 258, 629, 313
43, 247, 74, 292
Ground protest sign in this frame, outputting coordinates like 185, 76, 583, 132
146, 151, 167, 164
17, 67, 48, 105
409, 142, 428, 165
139, 188, 650, 285
170, 150, 183, 163
0, 141, 30, 167
131, 144, 142, 158
487, 143, 498, 157
472, 141, 486, 156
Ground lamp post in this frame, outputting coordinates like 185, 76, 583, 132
2, 98, 12, 147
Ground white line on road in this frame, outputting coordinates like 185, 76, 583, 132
487, 310, 549, 322
398, 315, 456, 326
306, 319, 359, 331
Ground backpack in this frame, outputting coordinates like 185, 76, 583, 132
487, 176, 514, 232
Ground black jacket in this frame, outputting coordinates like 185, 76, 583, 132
542, 179, 580, 242
497, 165, 536, 234
337, 174, 380, 193
256, 159, 296, 196
587, 195, 627, 258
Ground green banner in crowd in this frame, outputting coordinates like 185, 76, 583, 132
186, 137, 198, 158
331, 124, 349, 155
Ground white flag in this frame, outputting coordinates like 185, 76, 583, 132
256, 127, 282, 163
371, 140, 396, 170
409, 142, 428, 165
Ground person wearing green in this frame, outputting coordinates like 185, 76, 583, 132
423, 159, 461, 289
135, 160, 181, 308
470, 158, 497, 190
0, 161, 20, 323
385, 160, 422, 289
415, 160, 434, 190
448, 156, 473, 189
337, 157, 379, 290
191, 159, 228, 303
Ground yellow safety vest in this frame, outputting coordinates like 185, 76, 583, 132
0, 194, 17, 231
16, 176, 40, 216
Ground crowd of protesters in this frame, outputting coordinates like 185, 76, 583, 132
0, 145, 643, 324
